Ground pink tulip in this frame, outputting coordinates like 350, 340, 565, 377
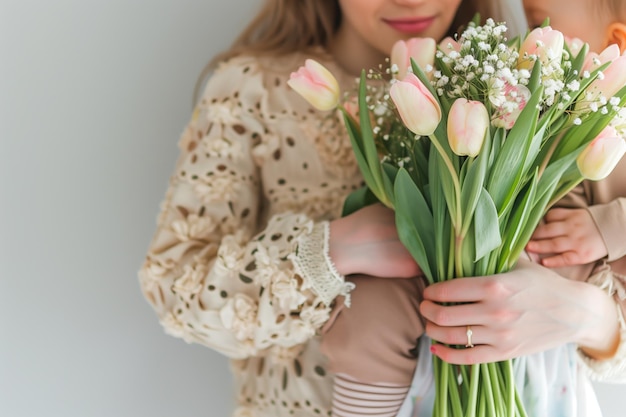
390, 73, 441, 136
447, 99, 489, 157
287, 59, 340, 111
518, 26, 564, 70
576, 125, 626, 180
579, 55, 626, 111
391, 38, 436, 80
582, 44, 620, 73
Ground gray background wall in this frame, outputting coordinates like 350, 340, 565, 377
0, 0, 622, 416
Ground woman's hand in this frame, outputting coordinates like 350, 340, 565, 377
328, 203, 421, 278
420, 260, 620, 364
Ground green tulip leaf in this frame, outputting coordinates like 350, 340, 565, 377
536, 148, 579, 199
394, 168, 435, 282
568, 42, 589, 77
381, 162, 399, 205
461, 222, 476, 274
501, 171, 538, 257
357, 72, 386, 200
429, 163, 451, 280
527, 60, 542, 94
343, 112, 380, 197
460, 133, 490, 236
521, 120, 547, 174
341, 186, 379, 217
474, 188, 501, 261
504, 179, 558, 270
410, 139, 430, 188
410, 58, 439, 100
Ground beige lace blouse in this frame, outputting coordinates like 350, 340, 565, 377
139, 51, 362, 417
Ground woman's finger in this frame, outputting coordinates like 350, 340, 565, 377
424, 322, 489, 347
420, 300, 493, 327
422, 276, 512, 303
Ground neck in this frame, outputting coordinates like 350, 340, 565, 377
329, 26, 387, 76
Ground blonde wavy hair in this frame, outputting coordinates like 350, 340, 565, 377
194, 0, 496, 102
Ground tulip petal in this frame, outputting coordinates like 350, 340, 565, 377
577, 126, 626, 180
448, 99, 489, 156
390, 38, 436, 80
390, 73, 441, 136
518, 26, 564, 70
287, 59, 340, 111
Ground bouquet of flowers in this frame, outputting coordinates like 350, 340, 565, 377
289, 18, 626, 417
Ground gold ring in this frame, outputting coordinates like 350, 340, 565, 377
465, 326, 474, 348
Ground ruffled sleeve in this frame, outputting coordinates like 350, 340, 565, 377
139, 57, 349, 359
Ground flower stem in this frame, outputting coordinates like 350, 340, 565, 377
429, 133, 465, 278
537, 132, 564, 179
455, 235, 465, 278
464, 364, 480, 417
506, 361, 515, 417
515, 384, 529, 417
433, 355, 441, 417
429, 134, 462, 229
448, 365, 464, 417
459, 365, 471, 402
488, 363, 504, 416
480, 364, 497, 417
440, 360, 450, 417
478, 387, 486, 417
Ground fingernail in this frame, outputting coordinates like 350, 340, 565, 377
430, 345, 437, 354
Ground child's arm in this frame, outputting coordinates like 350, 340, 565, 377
525, 207, 608, 267
321, 275, 425, 384
320, 275, 425, 417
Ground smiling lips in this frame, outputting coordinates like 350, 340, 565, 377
384, 17, 435, 34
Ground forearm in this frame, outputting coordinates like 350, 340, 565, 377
320, 275, 425, 385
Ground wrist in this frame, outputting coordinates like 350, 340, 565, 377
328, 217, 355, 276
576, 282, 620, 359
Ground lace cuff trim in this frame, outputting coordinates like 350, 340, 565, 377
578, 267, 626, 382
291, 222, 355, 307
